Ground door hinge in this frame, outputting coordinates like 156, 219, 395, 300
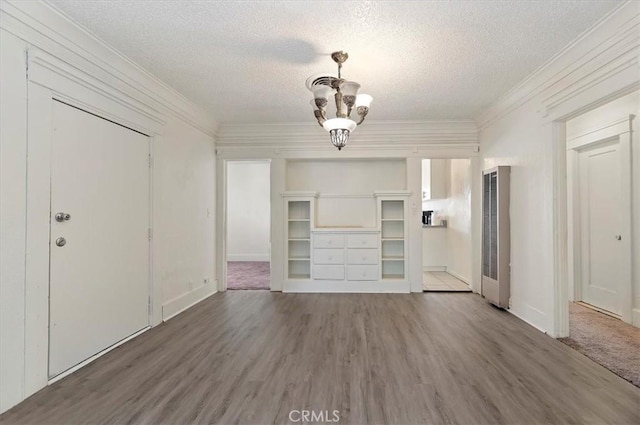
148, 154, 153, 168
148, 228, 153, 241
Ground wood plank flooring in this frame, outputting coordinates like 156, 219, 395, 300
2, 292, 639, 424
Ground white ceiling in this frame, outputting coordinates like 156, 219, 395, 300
48, 0, 622, 125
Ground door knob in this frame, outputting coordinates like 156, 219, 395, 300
55, 237, 66, 247
615, 235, 622, 241
55, 212, 71, 222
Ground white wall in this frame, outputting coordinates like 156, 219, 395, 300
565, 91, 640, 325
0, 1, 216, 413
0, 28, 28, 413
446, 159, 472, 282
287, 159, 406, 228
227, 161, 271, 262
155, 119, 216, 304
480, 99, 557, 332
287, 159, 407, 193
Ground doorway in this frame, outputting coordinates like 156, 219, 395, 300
557, 93, 638, 386
49, 101, 150, 378
421, 158, 473, 292
225, 160, 271, 290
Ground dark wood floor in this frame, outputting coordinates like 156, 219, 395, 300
2, 292, 639, 425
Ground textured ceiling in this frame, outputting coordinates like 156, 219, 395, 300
48, 0, 622, 125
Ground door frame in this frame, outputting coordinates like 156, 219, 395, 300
218, 159, 272, 291
23, 48, 164, 396
566, 117, 634, 322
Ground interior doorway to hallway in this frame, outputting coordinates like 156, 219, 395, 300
225, 160, 271, 290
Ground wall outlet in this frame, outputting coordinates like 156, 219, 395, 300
204, 277, 210, 284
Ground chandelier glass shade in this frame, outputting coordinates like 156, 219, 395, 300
306, 51, 372, 150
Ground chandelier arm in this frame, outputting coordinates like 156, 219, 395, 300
355, 106, 369, 125
313, 110, 326, 127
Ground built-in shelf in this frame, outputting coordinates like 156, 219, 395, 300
287, 199, 312, 279
380, 199, 406, 280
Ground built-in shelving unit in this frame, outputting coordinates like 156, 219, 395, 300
287, 199, 312, 279
380, 199, 406, 280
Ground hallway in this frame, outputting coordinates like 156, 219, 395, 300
2, 292, 638, 424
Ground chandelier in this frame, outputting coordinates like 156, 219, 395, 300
306, 51, 372, 150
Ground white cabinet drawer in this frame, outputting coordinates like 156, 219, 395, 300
313, 249, 344, 265
347, 265, 379, 281
347, 249, 378, 265
313, 265, 345, 280
347, 233, 378, 248
313, 234, 345, 248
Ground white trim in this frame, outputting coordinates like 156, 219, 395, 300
47, 327, 150, 384
423, 266, 446, 272
446, 269, 470, 285
510, 305, 549, 335
227, 254, 270, 262
283, 280, 410, 293
633, 309, 640, 327
216, 145, 480, 160
0, 0, 216, 135
476, 1, 639, 129
162, 283, 217, 322
552, 122, 570, 338
217, 120, 478, 148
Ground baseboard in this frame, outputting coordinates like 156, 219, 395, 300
283, 280, 410, 293
227, 254, 270, 262
445, 269, 470, 284
508, 303, 549, 335
632, 309, 640, 328
162, 282, 217, 321
423, 266, 446, 272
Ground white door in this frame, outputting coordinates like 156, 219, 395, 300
49, 101, 150, 378
578, 139, 623, 315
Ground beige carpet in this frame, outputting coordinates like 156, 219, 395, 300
559, 302, 640, 388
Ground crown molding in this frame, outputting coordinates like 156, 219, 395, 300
475, 1, 640, 130
216, 120, 479, 150
0, 0, 217, 136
